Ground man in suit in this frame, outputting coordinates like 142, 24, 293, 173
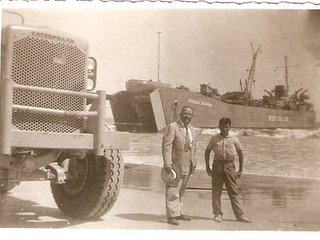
162, 106, 197, 225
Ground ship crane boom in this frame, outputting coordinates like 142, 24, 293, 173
244, 43, 261, 100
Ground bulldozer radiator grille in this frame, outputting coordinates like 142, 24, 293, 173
11, 35, 87, 133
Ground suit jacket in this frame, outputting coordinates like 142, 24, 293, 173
162, 121, 197, 175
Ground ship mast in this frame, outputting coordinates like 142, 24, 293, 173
274, 56, 298, 97
284, 56, 289, 97
244, 43, 261, 101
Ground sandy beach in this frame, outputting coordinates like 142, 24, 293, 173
1, 162, 320, 232
119, 163, 320, 231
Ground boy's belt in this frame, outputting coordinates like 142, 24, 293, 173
214, 159, 234, 163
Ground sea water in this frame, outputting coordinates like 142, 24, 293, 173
122, 128, 320, 180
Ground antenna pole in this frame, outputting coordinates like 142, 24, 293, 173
284, 56, 289, 97
157, 32, 162, 83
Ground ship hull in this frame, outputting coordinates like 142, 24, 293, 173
150, 88, 316, 131
110, 81, 316, 132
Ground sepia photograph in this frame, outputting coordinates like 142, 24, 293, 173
0, 5, 320, 238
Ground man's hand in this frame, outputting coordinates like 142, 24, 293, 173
235, 170, 243, 179
206, 166, 213, 177
164, 166, 172, 174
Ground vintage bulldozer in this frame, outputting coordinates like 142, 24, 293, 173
0, 24, 129, 219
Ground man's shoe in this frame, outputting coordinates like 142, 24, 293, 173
176, 215, 192, 221
237, 215, 251, 223
213, 214, 222, 222
167, 217, 179, 225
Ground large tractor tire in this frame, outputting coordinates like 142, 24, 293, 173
51, 150, 124, 219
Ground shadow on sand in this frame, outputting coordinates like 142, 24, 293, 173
115, 213, 214, 224
0, 195, 102, 228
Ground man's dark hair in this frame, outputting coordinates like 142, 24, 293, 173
181, 105, 194, 113
219, 117, 231, 126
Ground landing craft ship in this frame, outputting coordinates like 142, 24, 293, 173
109, 46, 316, 132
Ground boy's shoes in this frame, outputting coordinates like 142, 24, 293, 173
176, 215, 192, 221
237, 215, 251, 223
213, 214, 223, 222
167, 217, 179, 225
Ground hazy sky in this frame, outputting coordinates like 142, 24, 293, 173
2, 8, 320, 118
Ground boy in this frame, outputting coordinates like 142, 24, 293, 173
205, 117, 251, 223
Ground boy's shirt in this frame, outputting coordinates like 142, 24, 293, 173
207, 134, 243, 162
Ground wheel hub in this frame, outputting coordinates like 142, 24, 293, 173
62, 157, 89, 195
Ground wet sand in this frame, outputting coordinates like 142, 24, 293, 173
120, 163, 320, 231
0, 163, 320, 232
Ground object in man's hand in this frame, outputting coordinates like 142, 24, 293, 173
161, 165, 181, 186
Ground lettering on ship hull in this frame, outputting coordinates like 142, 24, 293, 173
188, 99, 212, 107
268, 115, 289, 122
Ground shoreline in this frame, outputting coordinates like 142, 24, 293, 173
123, 163, 320, 193
124, 162, 320, 182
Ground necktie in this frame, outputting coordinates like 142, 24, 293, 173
184, 127, 191, 152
